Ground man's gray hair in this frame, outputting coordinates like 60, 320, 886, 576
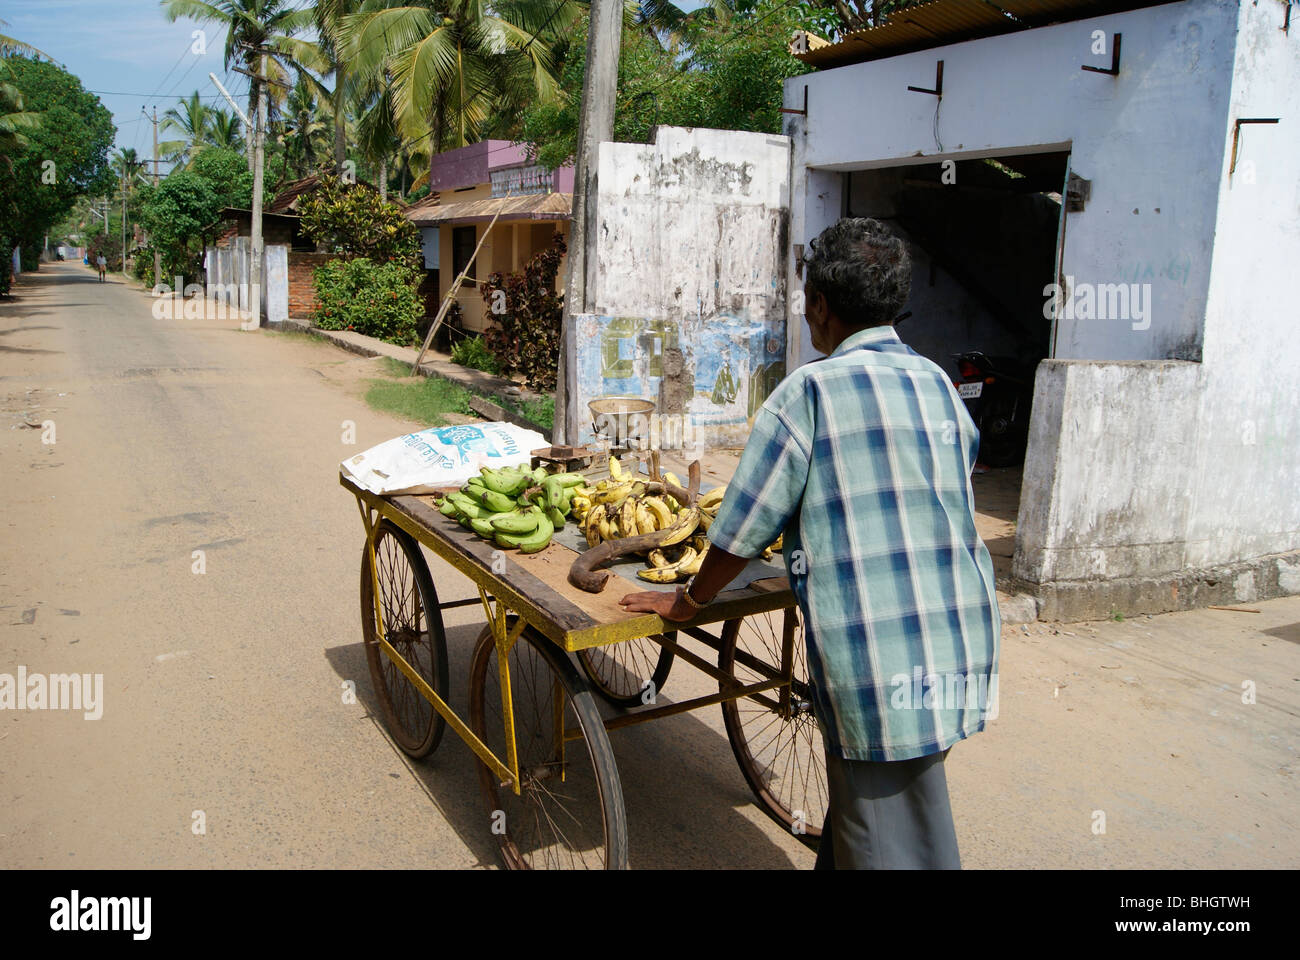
804, 218, 911, 327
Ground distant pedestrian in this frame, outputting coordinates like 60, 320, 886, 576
96, 254, 107, 282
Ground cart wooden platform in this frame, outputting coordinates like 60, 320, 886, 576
344, 472, 826, 869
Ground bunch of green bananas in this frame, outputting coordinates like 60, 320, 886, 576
436, 465, 586, 555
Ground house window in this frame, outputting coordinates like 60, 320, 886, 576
452, 225, 477, 287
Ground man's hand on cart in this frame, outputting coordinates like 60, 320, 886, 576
618, 586, 699, 622
619, 544, 751, 621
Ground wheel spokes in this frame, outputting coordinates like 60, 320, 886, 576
727, 609, 826, 835
481, 638, 609, 869
370, 530, 435, 747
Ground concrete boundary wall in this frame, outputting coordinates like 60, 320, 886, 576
204, 241, 290, 324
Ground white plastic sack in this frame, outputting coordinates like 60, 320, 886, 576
341, 422, 546, 496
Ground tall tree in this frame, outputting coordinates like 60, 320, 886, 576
0, 60, 40, 163
112, 147, 149, 192
159, 91, 215, 165
279, 75, 330, 177
207, 107, 245, 151
520, 0, 817, 170
337, 0, 583, 156
161, 0, 325, 170
311, 0, 364, 174
0, 55, 113, 289
0, 18, 49, 59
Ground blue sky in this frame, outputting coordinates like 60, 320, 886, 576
6, 0, 253, 171
6, 0, 709, 171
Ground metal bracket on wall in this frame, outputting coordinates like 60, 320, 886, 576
1230, 118, 1281, 174
779, 87, 808, 116
1066, 173, 1091, 212
1081, 32, 1122, 75
907, 61, 943, 98
1283, 1, 1292, 35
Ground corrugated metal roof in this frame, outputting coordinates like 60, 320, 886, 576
794, 0, 1168, 69
406, 192, 572, 226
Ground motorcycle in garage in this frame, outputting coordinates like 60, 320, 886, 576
952, 351, 1037, 468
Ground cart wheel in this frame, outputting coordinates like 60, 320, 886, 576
469, 622, 628, 869
360, 519, 449, 760
719, 607, 826, 847
577, 636, 675, 708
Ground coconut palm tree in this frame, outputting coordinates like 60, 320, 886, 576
0, 60, 40, 165
159, 91, 216, 166
338, 0, 585, 154
111, 148, 149, 192
206, 107, 245, 151
352, 70, 399, 198
162, 0, 326, 170
310, 0, 366, 174
279, 76, 331, 177
0, 18, 49, 59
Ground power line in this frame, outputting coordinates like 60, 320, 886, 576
89, 89, 230, 99
139, 41, 194, 109
158, 48, 208, 105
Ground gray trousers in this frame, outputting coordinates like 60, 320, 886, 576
814, 748, 961, 869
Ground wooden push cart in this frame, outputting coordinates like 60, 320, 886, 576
344, 472, 827, 869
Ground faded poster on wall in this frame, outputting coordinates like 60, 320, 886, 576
573, 312, 786, 450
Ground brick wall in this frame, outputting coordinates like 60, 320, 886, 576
288, 252, 332, 319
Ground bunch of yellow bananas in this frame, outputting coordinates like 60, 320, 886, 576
637, 535, 711, 583
579, 483, 684, 547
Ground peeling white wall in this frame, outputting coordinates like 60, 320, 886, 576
1013, 358, 1204, 583
585, 126, 792, 448
1014, 0, 1299, 587
1188, 0, 1300, 572
203, 240, 289, 325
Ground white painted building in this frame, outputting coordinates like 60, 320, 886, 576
781, 0, 1299, 617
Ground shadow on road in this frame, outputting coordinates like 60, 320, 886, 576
323, 609, 811, 870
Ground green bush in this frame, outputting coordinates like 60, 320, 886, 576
299, 174, 421, 268
479, 232, 566, 391
312, 257, 422, 346
133, 248, 154, 287
450, 334, 501, 375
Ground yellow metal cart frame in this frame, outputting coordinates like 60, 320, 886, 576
345, 472, 822, 868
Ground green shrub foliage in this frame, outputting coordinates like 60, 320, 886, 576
450, 334, 501, 375
312, 257, 423, 346
479, 233, 566, 392
298, 174, 421, 268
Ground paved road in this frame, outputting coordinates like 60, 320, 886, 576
3, 264, 1296, 869
0, 264, 815, 868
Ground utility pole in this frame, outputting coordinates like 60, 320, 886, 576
211, 71, 261, 329
145, 106, 161, 283
121, 166, 128, 280
227, 48, 281, 331
555, 0, 621, 444
246, 53, 268, 330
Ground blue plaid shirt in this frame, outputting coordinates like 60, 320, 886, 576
707, 325, 1000, 761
